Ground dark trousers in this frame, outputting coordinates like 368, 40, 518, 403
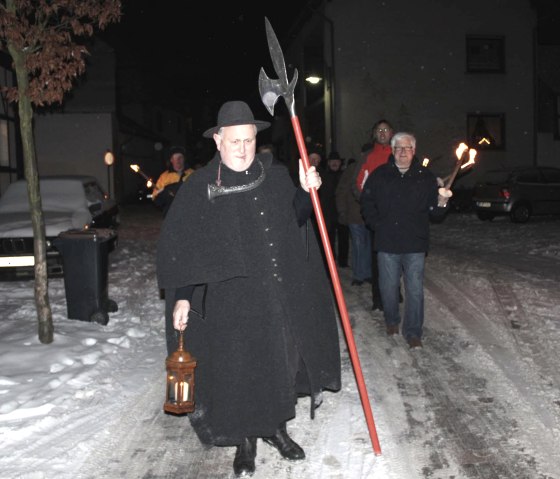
370, 232, 382, 302
327, 222, 349, 267
337, 224, 349, 266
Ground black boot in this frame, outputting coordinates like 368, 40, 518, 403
233, 437, 257, 477
263, 422, 305, 460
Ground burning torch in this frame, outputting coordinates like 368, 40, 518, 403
130, 164, 154, 189
436, 143, 477, 205
443, 143, 477, 189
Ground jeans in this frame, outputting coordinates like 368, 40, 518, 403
348, 224, 372, 282
377, 252, 425, 340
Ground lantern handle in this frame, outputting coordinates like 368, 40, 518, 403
178, 330, 184, 351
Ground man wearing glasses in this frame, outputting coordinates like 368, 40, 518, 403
360, 132, 452, 349
354, 120, 395, 311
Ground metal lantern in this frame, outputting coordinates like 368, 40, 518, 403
164, 330, 197, 414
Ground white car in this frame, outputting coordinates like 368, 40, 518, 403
0, 175, 118, 279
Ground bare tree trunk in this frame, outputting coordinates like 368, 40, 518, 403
7, 46, 54, 344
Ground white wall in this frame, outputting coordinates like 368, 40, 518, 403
325, 0, 536, 186
34, 113, 114, 195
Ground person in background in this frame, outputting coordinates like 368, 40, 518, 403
257, 142, 277, 158
152, 146, 195, 216
320, 151, 349, 268
336, 158, 371, 285
308, 148, 323, 170
360, 132, 452, 349
353, 120, 396, 310
156, 101, 341, 477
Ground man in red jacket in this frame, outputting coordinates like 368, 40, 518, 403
354, 120, 395, 311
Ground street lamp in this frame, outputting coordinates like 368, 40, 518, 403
104, 150, 115, 198
305, 75, 322, 85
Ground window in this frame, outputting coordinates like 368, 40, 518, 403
516, 169, 541, 183
541, 168, 560, 184
466, 36, 505, 73
467, 113, 505, 150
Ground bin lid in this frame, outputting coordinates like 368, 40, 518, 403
56, 228, 116, 241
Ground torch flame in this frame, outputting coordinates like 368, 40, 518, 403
130, 164, 154, 188
455, 142, 468, 160
461, 148, 477, 169
422, 158, 430, 167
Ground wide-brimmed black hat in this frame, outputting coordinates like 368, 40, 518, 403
203, 101, 270, 138
327, 150, 342, 161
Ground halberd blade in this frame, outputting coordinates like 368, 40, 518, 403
260, 17, 298, 117
264, 17, 289, 86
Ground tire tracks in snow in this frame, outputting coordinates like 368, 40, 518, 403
422, 259, 560, 477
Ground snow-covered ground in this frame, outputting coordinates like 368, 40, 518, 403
1, 204, 559, 479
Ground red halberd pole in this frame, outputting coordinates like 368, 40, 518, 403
291, 117, 382, 456
259, 16, 381, 455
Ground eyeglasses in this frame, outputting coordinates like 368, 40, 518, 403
394, 146, 414, 152
375, 128, 391, 133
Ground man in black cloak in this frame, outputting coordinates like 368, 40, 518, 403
156, 101, 341, 477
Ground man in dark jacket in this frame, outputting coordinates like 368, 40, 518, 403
360, 132, 452, 349
156, 101, 341, 477
336, 158, 371, 285
319, 151, 349, 268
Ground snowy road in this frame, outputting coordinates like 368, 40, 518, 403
2, 206, 560, 479
80, 208, 560, 479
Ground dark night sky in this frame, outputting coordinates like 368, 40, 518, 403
102, 1, 310, 121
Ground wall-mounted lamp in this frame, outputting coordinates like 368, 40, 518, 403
305, 75, 322, 85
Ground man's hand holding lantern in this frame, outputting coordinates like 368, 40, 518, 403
173, 300, 190, 331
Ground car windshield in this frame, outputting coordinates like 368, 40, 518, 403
84, 181, 106, 205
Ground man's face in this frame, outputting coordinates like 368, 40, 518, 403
328, 159, 342, 172
392, 137, 415, 168
309, 153, 321, 167
214, 124, 257, 172
170, 153, 185, 172
373, 123, 393, 145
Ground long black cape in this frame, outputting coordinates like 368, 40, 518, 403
156, 153, 341, 446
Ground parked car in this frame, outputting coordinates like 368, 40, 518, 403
0, 175, 119, 279
473, 166, 560, 223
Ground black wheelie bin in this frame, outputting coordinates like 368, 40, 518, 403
54, 228, 118, 325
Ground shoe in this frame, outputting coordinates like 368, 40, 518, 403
386, 324, 399, 336
372, 300, 383, 311
233, 437, 257, 477
263, 423, 305, 461
351, 280, 363, 286
408, 337, 422, 349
